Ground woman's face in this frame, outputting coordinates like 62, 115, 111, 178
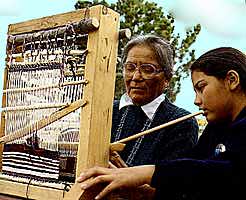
192, 70, 234, 123
124, 44, 168, 106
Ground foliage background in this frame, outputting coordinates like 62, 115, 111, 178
75, 0, 201, 102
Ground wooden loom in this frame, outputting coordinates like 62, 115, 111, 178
0, 5, 120, 200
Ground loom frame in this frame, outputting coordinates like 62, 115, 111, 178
0, 5, 119, 200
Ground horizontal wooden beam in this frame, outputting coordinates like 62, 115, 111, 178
0, 178, 65, 200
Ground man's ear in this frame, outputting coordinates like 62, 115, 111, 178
225, 70, 240, 90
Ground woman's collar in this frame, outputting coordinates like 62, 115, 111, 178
119, 93, 166, 120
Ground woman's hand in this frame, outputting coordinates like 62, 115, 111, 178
76, 165, 155, 199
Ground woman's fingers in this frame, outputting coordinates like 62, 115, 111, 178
94, 182, 118, 199
76, 165, 156, 199
109, 161, 117, 169
78, 172, 121, 199
80, 174, 109, 190
76, 166, 110, 183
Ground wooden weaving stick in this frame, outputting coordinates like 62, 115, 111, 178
27, 111, 203, 153
0, 99, 87, 144
109, 111, 204, 168
110, 110, 204, 148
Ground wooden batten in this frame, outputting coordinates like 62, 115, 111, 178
0, 99, 87, 145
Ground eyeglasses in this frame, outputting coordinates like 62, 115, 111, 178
123, 62, 163, 79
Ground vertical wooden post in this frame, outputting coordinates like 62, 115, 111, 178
64, 5, 119, 200
76, 5, 119, 176
0, 68, 8, 171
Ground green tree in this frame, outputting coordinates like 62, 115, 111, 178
75, 0, 201, 102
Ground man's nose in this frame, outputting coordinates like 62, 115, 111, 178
132, 68, 144, 80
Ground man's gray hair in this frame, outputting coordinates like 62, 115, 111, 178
122, 34, 174, 81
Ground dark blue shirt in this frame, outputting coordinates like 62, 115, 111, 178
152, 108, 246, 200
111, 98, 199, 166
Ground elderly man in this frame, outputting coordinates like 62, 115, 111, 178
111, 34, 198, 167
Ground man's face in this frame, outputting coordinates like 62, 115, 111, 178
124, 45, 168, 106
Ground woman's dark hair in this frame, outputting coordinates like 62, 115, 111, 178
122, 34, 174, 81
190, 47, 246, 90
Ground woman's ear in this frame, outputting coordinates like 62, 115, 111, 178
163, 80, 169, 90
225, 70, 240, 91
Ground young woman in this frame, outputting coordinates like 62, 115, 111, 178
77, 47, 246, 200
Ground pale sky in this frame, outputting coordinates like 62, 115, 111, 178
0, 0, 245, 113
